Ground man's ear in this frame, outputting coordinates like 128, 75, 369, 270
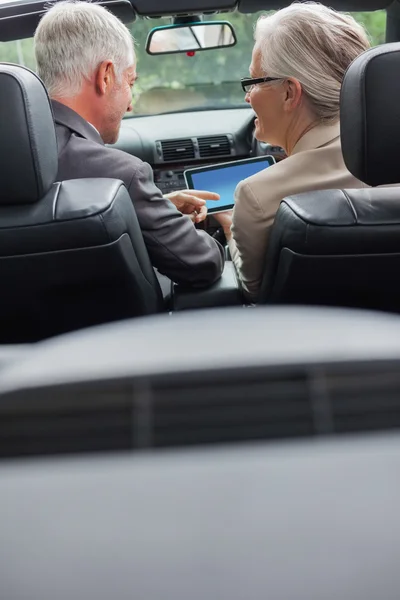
95, 60, 114, 96
283, 78, 302, 112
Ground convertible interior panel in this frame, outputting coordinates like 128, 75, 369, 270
0, 0, 136, 41
0, 0, 394, 41
130, 0, 394, 15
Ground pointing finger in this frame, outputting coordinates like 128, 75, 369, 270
187, 190, 220, 200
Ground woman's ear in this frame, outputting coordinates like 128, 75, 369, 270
283, 78, 302, 112
95, 60, 114, 96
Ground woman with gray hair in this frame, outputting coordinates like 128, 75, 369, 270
215, 2, 370, 302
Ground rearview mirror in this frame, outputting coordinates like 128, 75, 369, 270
146, 21, 237, 56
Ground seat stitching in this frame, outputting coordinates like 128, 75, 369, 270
51, 182, 61, 220
99, 212, 112, 243
342, 189, 358, 223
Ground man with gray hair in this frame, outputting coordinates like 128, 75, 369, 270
34, 1, 224, 287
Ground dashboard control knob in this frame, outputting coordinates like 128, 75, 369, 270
166, 170, 174, 178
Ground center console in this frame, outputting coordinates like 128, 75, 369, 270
154, 167, 186, 195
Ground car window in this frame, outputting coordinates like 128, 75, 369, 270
128, 10, 386, 116
0, 9, 386, 116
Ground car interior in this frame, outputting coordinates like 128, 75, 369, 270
1, 0, 400, 598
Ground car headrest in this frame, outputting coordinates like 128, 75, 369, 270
0, 64, 58, 205
340, 42, 400, 187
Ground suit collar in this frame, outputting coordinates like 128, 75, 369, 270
292, 121, 340, 155
51, 100, 104, 145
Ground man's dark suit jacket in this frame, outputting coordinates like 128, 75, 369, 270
52, 101, 224, 286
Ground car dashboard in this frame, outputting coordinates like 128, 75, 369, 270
113, 106, 285, 195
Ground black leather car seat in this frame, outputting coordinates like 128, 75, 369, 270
0, 64, 163, 343
259, 43, 400, 312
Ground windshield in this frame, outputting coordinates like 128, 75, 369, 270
0, 9, 386, 116
128, 10, 386, 115
129, 12, 259, 115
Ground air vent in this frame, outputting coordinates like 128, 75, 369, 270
160, 138, 195, 162
2, 363, 400, 459
328, 370, 400, 433
0, 372, 311, 458
197, 135, 231, 158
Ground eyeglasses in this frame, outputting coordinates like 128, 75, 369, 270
240, 76, 282, 93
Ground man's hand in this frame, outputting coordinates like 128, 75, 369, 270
213, 210, 233, 241
165, 189, 220, 224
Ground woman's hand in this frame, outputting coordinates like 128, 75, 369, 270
213, 210, 233, 241
165, 189, 220, 224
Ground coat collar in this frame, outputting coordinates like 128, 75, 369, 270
291, 121, 340, 155
51, 100, 104, 145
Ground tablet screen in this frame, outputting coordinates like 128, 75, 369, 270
184, 155, 275, 213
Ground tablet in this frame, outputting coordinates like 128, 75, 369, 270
184, 155, 275, 214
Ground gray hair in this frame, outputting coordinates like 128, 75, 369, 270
255, 2, 370, 122
34, 1, 135, 98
